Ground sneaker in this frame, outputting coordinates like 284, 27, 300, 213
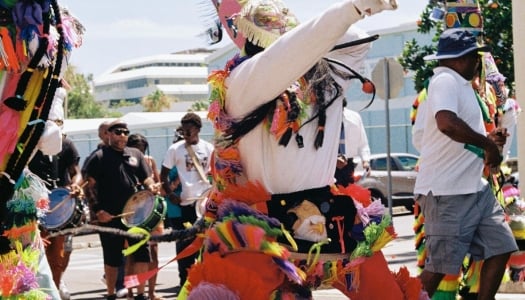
116, 288, 128, 298
134, 294, 147, 300
59, 280, 71, 300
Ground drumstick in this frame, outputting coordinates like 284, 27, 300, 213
47, 182, 89, 213
186, 196, 207, 201
47, 194, 73, 213
113, 211, 135, 219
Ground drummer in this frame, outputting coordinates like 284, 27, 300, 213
28, 87, 83, 300
159, 112, 214, 295
83, 119, 158, 300
126, 133, 164, 300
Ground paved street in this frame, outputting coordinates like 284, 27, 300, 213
61, 211, 524, 299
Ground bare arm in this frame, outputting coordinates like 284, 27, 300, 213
160, 165, 180, 204
435, 110, 502, 168
67, 163, 83, 197
149, 157, 161, 183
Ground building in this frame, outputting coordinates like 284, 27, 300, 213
64, 111, 212, 167
92, 49, 213, 113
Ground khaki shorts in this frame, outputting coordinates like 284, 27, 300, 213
416, 185, 518, 275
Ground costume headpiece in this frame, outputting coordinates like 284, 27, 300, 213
483, 52, 505, 84
210, 0, 299, 49
444, 0, 483, 35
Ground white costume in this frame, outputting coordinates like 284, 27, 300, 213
226, 1, 371, 194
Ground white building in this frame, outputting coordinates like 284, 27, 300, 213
93, 49, 213, 112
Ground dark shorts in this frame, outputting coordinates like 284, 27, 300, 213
99, 220, 150, 267
416, 185, 518, 274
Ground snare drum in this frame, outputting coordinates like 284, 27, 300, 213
41, 188, 85, 231
121, 190, 167, 232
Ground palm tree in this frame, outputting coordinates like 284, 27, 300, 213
141, 90, 171, 112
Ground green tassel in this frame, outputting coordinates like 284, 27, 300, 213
431, 290, 457, 300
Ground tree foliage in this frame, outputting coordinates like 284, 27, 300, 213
141, 90, 172, 112
191, 100, 209, 111
399, 0, 513, 93
63, 66, 115, 118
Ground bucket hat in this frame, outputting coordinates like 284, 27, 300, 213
424, 28, 490, 61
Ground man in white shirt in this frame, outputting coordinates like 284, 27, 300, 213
414, 29, 517, 299
159, 112, 213, 293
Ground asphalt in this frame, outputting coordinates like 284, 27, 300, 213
72, 231, 525, 299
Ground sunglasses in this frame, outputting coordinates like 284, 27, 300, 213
112, 128, 130, 136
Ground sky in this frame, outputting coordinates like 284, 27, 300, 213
58, 0, 427, 78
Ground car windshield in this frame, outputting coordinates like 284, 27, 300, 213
370, 155, 419, 171
398, 156, 418, 171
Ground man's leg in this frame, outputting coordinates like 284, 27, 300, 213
133, 261, 150, 295
419, 269, 446, 297
45, 235, 66, 287
104, 264, 119, 296
478, 252, 512, 300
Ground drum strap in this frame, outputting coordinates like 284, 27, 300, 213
185, 143, 207, 182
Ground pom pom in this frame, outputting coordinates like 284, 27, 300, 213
187, 282, 240, 300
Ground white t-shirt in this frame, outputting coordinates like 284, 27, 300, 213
225, 1, 369, 194
162, 139, 214, 206
414, 67, 486, 196
342, 108, 370, 162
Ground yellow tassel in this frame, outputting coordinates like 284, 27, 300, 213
281, 223, 298, 252
122, 227, 150, 256
512, 228, 525, 240
370, 230, 395, 252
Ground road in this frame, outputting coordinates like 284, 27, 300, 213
62, 210, 523, 299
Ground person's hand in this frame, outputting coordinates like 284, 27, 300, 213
67, 183, 84, 198
484, 142, 503, 173
336, 155, 348, 169
362, 161, 371, 177
148, 182, 162, 194
352, 0, 398, 17
167, 193, 181, 205
95, 210, 113, 223
488, 127, 508, 148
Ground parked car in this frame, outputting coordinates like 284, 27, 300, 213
355, 153, 419, 212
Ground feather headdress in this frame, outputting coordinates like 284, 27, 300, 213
202, 0, 299, 49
